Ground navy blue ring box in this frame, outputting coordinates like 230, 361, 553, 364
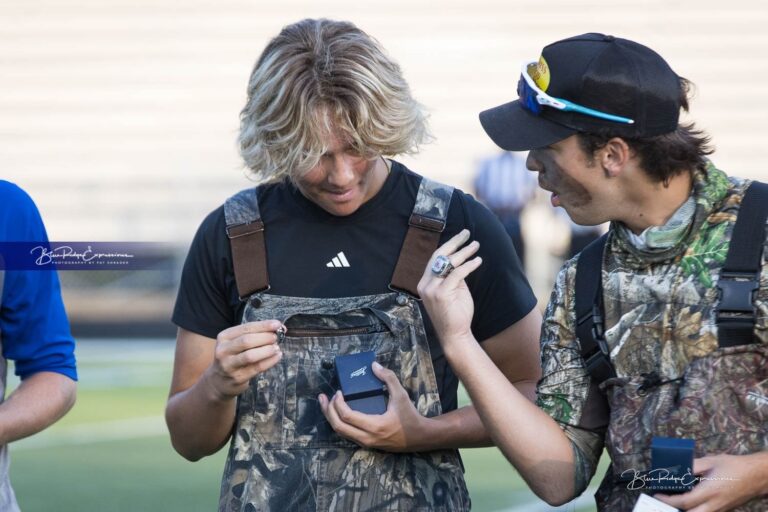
334, 351, 387, 415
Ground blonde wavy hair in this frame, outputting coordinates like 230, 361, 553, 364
239, 18, 431, 183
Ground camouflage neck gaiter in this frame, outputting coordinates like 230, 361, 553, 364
612, 161, 730, 265
622, 195, 696, 251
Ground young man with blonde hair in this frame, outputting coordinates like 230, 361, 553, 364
166, 19, 541, 511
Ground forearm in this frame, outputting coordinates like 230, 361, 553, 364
413, 405, 491, 451
165, 369, 237, 461
413, 377, 538, 451
0, 371, 76, 445
446, 339, 577, 506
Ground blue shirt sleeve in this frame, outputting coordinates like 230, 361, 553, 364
0, 181, 77, 380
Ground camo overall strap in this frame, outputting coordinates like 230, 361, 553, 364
390, 177, 454, 297
224, 188, 269, 298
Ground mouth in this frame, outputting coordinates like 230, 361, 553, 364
323, 188, 357, 203
538, 179, 561, 207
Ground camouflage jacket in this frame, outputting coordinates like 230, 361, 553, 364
535, 163, 768, 494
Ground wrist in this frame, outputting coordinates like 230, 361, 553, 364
409, 414, 439, 452
441, 333, 479, 362
201, 368, 236, 404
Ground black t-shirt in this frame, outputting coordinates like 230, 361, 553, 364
172, 160, 537, 412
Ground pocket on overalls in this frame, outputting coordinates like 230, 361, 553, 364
287, 348, 402, 449
280, 308, 404, 449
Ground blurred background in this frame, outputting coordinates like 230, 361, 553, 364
2, 0, 767, 510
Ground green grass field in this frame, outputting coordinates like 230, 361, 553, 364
9, 341, 603, 511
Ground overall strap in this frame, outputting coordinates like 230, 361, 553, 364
390, 178, 454, 297
224, 187, 269, 299
574, 233, 615, 387
717, 181, 768, 348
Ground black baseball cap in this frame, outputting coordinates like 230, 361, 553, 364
480, 33, 682, 151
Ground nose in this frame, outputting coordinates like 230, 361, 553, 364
326, 154, 356, 188
526, 151, 542, 173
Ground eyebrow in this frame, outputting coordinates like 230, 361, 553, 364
323, 144, 356, 155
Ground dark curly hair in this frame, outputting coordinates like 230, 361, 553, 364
577, 78, 714, 184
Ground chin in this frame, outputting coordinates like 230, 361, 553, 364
572, 214, 606, 227
563, 208, 596, 227
322, 201, 363, 217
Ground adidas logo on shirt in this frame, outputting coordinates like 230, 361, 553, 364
326, 251, 350, 268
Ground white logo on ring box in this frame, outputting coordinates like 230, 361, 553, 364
350, 366, 366, 378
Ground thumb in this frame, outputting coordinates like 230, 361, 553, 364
372, 361, 401, 390
692, 456, 717, 475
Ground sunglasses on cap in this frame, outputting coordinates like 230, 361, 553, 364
518, 60, 635, 125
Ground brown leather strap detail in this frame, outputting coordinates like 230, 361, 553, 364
408, 214, 445, 232
390, 214, 444, 297
227, 221, 269, 298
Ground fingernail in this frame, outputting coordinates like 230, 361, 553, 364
372, 361, 382, 370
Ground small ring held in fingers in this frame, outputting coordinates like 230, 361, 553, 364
431, 255, 454, 278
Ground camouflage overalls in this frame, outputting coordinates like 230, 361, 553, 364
218, 179, 470, 511
537, 164, 768, 510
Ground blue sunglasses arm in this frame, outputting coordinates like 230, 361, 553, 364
559, 98, 635, 124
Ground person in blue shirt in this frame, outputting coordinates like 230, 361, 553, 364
0, 180, 78, 511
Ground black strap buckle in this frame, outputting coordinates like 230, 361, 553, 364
579, 304, 614, 382
577, 305, 607, 344
584, 349, 616, 382
591, 304, 605, 340
717, 272, 758, 317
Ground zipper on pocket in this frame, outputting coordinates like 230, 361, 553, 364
285, 325, 387, 337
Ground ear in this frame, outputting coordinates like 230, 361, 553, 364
597, 138, 631, 177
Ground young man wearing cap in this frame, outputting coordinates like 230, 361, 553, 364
418, 33, 768, 511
